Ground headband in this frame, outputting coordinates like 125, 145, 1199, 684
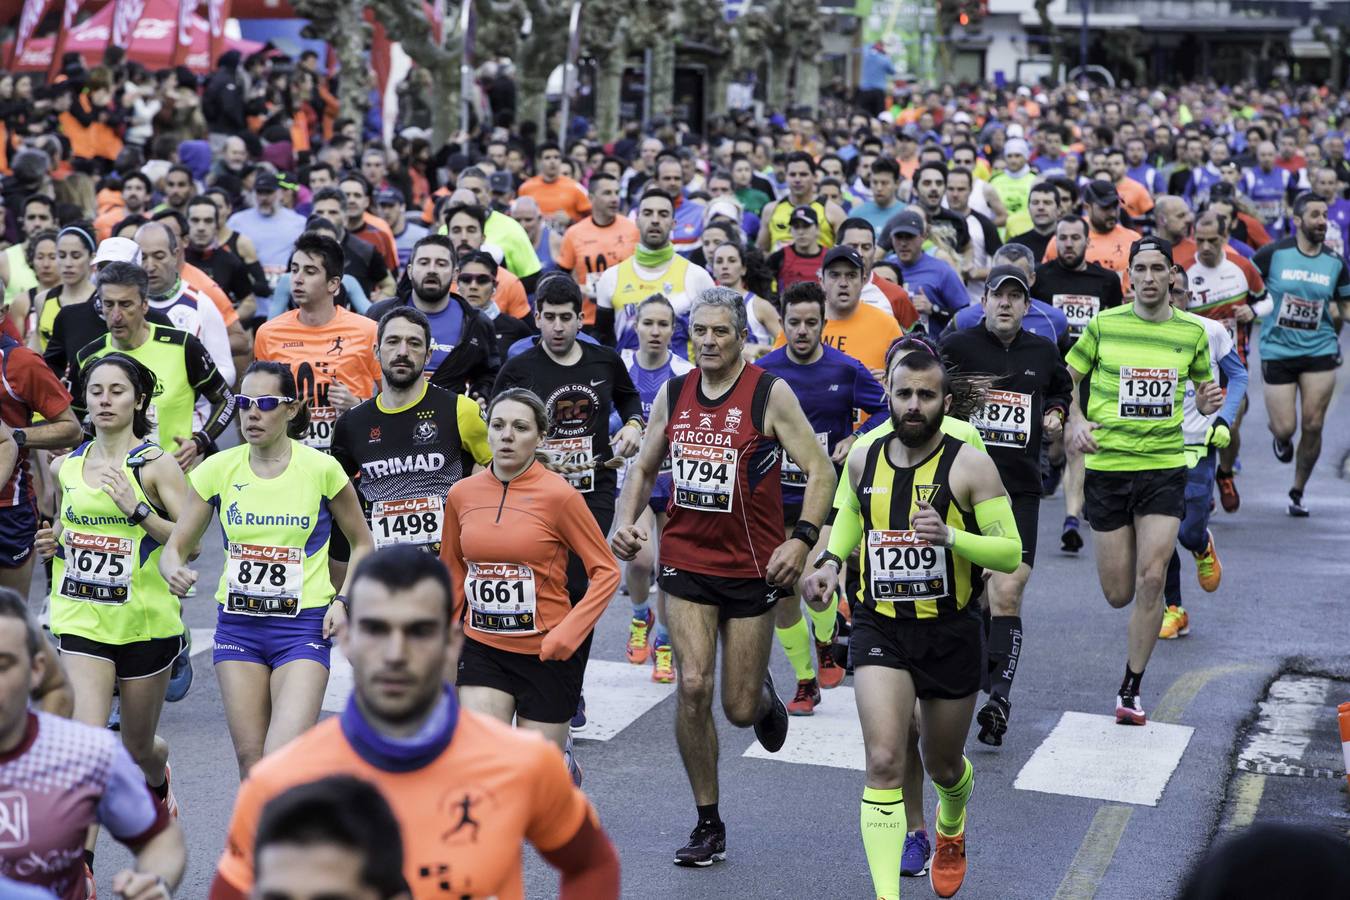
58, 225, 96, 252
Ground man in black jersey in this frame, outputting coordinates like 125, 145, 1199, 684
940, 265, 1072, 746
332, 306, 490, 556
311, 188, 393, 299
185, 196, 257, 321
456, 250, 532, 358
1033, 216, 1124, 553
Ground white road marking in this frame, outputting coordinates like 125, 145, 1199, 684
189, 628, 214, 657
743, 686, 866, 770
573, 660, 674, 742
1015, 711, 1194, 807
1237, 676, 1329, 774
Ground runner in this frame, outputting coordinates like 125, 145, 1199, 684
211, 546, 621, 900
1032, 215, 1126, 551
759, 151, 847, 251
611, 287, 836, 866
1044, 180, 1142, 279
835, 217, 920, 328
594, 189, 715, 354
0, 589, 186, 900
888, 209, 970, 337
226, 172, 308, 293
766, 206, 826, 295
1251, 192, 1350, 517
759, 281, 887, 714
441, 387, 620, 773
456, 249, 535, 357
709, 240, 782, 359
71, 262, 236, 473
1181, 210, 1265, 513
519, 142, 592, 223
0, 195, 57, 308
158, 360, 373, 778
940, 265, 1073, 745
332, 306, 490, 558
1160, 267, 1249, 640
1065, 236, 1222, 724
36, 354, 189, 825
617, 295, 693, 683
802, 345, 1023, 900
556, 171, 640, 328
776, 245, 902, 377
16, 229, 59, 347
35, 225, 98, 353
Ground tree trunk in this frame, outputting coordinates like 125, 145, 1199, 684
708, 56, 730, 119
1035, 0, 1060, 85
431, 58, 462, 146
333, 0, 371, 125
650, 39, 675, 121
595, 47, 626, 140
517, 68, 548, 139
794, 53, 820, 114
766, 54, 789, 112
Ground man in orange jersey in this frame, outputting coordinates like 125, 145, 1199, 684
557, 171, 640, 327
209, 546, 621, 900
520, 142, 592, 226
1043, 180, 1141, 278
775, 246, 902, 378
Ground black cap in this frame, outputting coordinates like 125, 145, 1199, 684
375, 188, 404, 205
822, 245, 866, 270
985, 264, 1031, 294
886, 209, 925, 238
1129, 235, 1174, 264
254, 172, 281, 193
1083, 179, 1120, 207
789, 205, 819, 227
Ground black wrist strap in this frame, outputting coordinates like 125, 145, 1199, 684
791, 520, 820, 547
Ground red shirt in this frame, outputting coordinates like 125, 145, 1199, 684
0, 337, 73, 506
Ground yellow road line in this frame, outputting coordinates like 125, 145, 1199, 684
1220, 772, 1267, 832
1152, 663, 1262, 725
1052, 805, 1133, 900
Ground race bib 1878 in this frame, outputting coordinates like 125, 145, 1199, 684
971, 390, 1032, 449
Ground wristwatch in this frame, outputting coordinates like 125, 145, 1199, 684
128, 502, 153, 526
813, 550, 843, 571
11, 429, 25, 449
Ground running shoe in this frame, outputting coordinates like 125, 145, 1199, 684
1159, 607, 1190, 640
106, 693, 120, 732
564, 736, 583, 787
161, 763, 179, 819
975, 694, 1010, 747
901, 829, 932, 877
815, 636, 845, 689
1216, 472, 1240, 512
1273, 435, 1294, 463
570, 694, 587, 731
929, 827, 967, 898
1061, 516, 1083, 554
674, 820, 727, 867
1288, 490, 1310, 518
787, 678, 820, 716
626, 608, 655, 664
1194, 533, 1222, 592
164, 631, 192, 703
753, 672, 789, 752
1116, 688, 1147, 726
651, 640, 675, 684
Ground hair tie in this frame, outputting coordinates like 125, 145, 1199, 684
58, 225, 96, 252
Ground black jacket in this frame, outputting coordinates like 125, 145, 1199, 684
366, 292, 499, 399
202, 58, 245, 134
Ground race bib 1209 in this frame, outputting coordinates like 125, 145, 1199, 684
866, 530, 949, 602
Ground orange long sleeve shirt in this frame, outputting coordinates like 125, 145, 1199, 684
441, 461, 619, 659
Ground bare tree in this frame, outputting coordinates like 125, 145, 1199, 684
294, 0, 372, 125
1034, 0, 1062, 85
367, 0, 465, 144
738, 0, 822, 113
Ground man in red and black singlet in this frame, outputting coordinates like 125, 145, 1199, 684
612, 287, 837, 867
767, 206, 826, 297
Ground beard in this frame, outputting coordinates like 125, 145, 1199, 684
892, 407, 942, 448
383, 358, 422, 389
413, 277, 450, 304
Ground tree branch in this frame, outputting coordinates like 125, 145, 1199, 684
368, 0, 458, 68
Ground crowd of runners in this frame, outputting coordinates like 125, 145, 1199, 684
0, 60, 1343, 899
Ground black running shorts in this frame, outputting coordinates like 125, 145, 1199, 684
456, 633, 592, 724
850, 605, 983, 700
1083, 466, 1186, 531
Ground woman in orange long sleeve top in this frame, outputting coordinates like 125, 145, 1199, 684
441, 387, 620, 754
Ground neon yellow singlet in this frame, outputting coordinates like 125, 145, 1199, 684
50, 442, 180, 643
189, 441, 350, 615
768, 200, 836, 249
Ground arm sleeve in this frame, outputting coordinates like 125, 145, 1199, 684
949, 495, 1022, 574
825, 458, 865, 558
456, 395, 492, 465
1216, 348, 1248, 424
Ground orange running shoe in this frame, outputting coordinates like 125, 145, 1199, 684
626, 609, 655, 664
651, 640, 675, 684
815, 637, 845, 689
1216, 472, 1240, 512
1194, 532, 1222, 593
1159, 606, 1190, 639
786, 678, 820, 716
929, 827, 968, 898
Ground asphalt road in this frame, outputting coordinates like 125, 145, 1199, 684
61, 356, 1350, 900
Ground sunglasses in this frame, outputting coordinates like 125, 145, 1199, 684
237, 395, 294, 412
458, 274, 494, 286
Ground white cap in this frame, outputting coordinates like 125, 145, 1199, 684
1005, 138, 1031, 157
704, 197, 742, 226
952, 111, 972, 125
93, 237, 142, 267
1006, 123, 1025, 139
481, 242, 505, 265
1016, 85, 1032, 97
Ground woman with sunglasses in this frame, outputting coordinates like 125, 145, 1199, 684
35, 354, 190, 816
159, 360, 373, 778
710, 241, 781, 360
37, 225, 98, 350
440, 388, 620, 781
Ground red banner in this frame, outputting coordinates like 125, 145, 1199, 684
9, 0, 49, 69
207, 0, 231, 65
47, 0, 82, 79
110, 0, 149, 50
171, 0, 194, 66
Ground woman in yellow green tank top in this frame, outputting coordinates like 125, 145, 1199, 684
37, 225, 98, 350
159, 360, 373, 778
17, 230, 58, 349
35, 353, 191, 807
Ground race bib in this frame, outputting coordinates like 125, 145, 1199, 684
1277, 294, 1322, 331
672, 442, 737, 513
371, 496, 443, 551
1118, 367, 1177, 420
60, 532, 133, 604
782, 432, 830, 486
866, 530, 948, 602
541, 436, 595, 493
225, 543, 303, 617
1054, 294, 1099, 336
971, 390, 1033, 449
465, 562, 538, 633
303, 406, 337, 451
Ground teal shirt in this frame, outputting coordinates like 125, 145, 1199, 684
1252, 236, 1350, 361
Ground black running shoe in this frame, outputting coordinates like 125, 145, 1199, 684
1273, 436, 1294, 464
753, 671, 789, 752
1287, 491, 1310, 518
1061, 516, 1084, 554
976, 695, 1010, 747
674, 820, 727, 867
